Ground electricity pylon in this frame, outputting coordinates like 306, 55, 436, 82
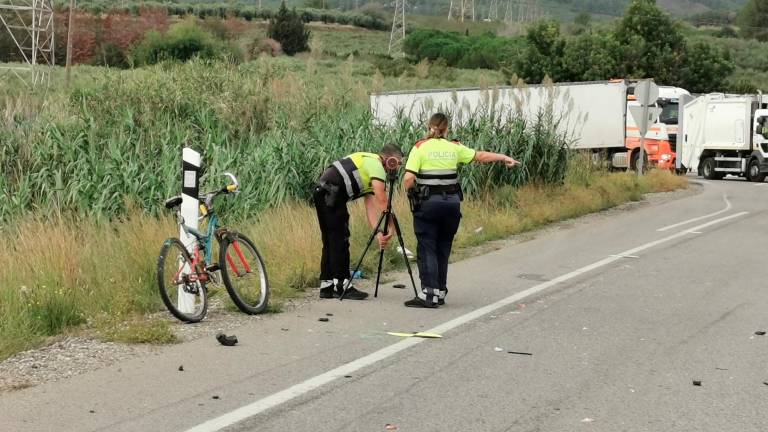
0, 0, 55, 88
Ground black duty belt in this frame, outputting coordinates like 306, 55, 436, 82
425, 184, 461, 195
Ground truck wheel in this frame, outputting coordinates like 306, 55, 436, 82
748, 159, 766, 183
630, 151, 648, 173
701, 158, 723, 180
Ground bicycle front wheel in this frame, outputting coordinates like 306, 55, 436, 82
157, 238, 208, 323
219, 232, 269, 314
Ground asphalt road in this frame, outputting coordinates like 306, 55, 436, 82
2, 177, 768, 432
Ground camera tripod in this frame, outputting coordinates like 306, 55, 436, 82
340, 171, 418, 301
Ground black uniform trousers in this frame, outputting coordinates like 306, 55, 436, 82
412, 193, 462, 305
313, 183, 351, 285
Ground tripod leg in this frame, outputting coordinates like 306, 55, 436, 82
373, 248, 386, 298
373, 211, 393, 298
392, 215, 419, 298
340, 211, 386, 301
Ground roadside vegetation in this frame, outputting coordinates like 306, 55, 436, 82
0, 0, 713, 360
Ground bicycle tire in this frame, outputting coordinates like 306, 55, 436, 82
157, 238, 208, 323
219, 232, 269, 314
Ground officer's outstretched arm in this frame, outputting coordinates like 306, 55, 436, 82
475, 151, 519, 167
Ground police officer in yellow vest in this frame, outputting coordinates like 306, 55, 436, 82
403, 113, 519, 308
313, 144, 404, 300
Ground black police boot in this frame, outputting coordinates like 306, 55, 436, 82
404, 297, 438, 308
337, 279, 369, 300
319, 280, 335, 299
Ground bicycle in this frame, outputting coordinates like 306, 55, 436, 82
157, 173, 269, 323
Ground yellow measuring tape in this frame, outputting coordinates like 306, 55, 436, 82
387, 332, 442, 339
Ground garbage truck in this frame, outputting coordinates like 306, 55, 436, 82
678, 93, 768, 181
370, 80, 688, 170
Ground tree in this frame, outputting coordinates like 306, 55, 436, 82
574, 12, 591, 27
562, 31, 621, 82
676, 42, 733, 93
515, 21, 567, 83
737, 0, 768, 41
614, 0, 686, 84
268, 1, 310, 56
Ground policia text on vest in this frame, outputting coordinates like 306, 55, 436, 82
402, 113, 519, 309
312, 145, 404, 301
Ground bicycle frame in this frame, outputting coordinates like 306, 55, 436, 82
180, 212, 219, 265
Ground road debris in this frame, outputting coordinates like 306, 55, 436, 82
581, 418, 594, 423
693, 380, 702, 386
755, 331, 766, 336
392, 284, 406, 289
178, 365, 184, 372
212, 395, 220, 400
474, 227, 484, 234
216, 333, 238, 346
494, 347, 504, 352
280, 328, 289, 331
715, 367, 728, 371
385, 424, 398, 430
507, 351, 533, 356
326, 313, 334, 317
387, 332, 442, 338
318, 318, 330, 322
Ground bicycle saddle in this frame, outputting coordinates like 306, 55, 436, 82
164, 196, 183, 209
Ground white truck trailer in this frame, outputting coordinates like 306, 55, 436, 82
678, 93, 768, 181
370, 80, 684, 170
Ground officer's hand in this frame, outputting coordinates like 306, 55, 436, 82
377, 232, 393, 249
504, 156, 520, 168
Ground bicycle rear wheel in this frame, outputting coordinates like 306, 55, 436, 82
219, 232, 269, 314
157, 238, 208, 323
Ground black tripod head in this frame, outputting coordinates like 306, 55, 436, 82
382, 155, 402, 179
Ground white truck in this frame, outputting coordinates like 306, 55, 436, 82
370, 80, 686, 171
678, 93, 768, 181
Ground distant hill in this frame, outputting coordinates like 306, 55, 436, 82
61, 0, 748, 21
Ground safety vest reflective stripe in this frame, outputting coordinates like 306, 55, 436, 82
416, 168, 458, 186
333, 158, 363, 198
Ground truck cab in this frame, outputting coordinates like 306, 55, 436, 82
625, 85, 690, 171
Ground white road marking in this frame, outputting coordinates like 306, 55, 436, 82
657, 194, 731, 232
689, 231, 703, 234
754, 183, 767, 187
609, 254, 639, 259
184, 211, 749, 432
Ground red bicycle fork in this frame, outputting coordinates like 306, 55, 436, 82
226, 240, 252, 277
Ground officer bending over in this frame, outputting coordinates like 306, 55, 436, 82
313, 145, 404, 300
403, 113, 518, 308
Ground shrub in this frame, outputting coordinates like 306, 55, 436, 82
268, 2, 310, 56
249, 38, 283, 58
92, 42, 130, 69
131, 20, 242, 65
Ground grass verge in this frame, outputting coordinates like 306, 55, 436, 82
0, 169, 687, 361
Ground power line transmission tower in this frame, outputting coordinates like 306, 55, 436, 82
0, 0, 55, 89
388, 0, 406, 56
487, 0, 498, 21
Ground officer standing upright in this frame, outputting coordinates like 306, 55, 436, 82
313, 144, 404, 300
403, 113, 519, 308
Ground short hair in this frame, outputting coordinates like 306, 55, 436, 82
380, 143, 403, 157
